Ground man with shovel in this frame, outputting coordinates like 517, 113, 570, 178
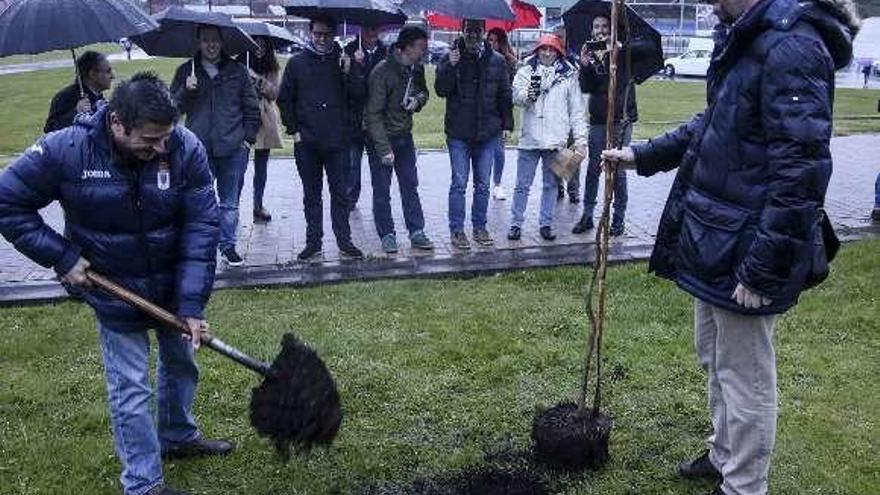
602, 0, 859, 493
0, 73, 230, 495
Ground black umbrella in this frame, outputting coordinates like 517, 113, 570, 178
0, 0, 158, 95
235, 21, 298, 49
130, 6, 258, 59
400, 0, 516, 21
0, 0, 157, 56
284, 0, 407, 27
562, 0, 663, 84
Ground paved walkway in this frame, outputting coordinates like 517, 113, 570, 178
0, 134, 877, 302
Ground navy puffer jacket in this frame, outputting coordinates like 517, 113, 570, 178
0, 107, 220, 330
631, 0, 858, 315
435, 40, 515, 142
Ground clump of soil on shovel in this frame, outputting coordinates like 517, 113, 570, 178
531, 402, 612, 470
249, 333, 341, 458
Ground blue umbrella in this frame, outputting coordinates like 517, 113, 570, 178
400, 0, 516, 21
0, 0, 157, 56
284, 0, 407, 27
130, 6, 258, 59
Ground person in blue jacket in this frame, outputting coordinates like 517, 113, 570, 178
0, 72, 229, 495
603, 0, 859, 494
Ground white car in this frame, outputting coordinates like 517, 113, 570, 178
664, 49, 713, 78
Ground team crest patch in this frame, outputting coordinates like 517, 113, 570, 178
157, 161, 170, 191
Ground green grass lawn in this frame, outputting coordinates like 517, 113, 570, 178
0, 58, 877, 158
0, 240, 877, 494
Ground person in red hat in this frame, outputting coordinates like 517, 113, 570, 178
507, 35, 587, 242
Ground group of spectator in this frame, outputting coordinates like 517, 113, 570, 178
2, 0, 862, 494
39, 15, 642, 266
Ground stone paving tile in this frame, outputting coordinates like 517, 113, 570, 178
0, 135, 877, 289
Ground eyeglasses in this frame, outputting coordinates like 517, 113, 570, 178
312, 31, 335, 39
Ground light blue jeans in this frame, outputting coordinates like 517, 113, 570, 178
447, 137, 496, 233
209, 146, 249, 251
98, 322, 200, 495
695, 299, 777, 495
510, 149, 559, 228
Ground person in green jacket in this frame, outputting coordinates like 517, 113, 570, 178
364, 26, 435, 254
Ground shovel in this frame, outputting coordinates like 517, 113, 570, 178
85, 270, 342, 458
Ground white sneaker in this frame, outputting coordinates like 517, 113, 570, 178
493, 185, 507, 200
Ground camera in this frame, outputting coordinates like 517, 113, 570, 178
529, 73, 542, 90
583, 40, 606, 52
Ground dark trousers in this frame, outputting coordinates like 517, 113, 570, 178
294, 142, 351, 247
253, 148, 270, 210
347, 136, 366, 209
367, 134, 425, 238
583, 123, 631, 223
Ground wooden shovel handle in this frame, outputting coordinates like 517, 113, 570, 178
86, 271, 190, 334
84, 270, 272, 376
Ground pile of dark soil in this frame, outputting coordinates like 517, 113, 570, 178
359, 467, 548, 495
249, 333, 341, 458
531, 402, 612, 470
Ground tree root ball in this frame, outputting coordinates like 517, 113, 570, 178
249, 333, 341, 458
531, 402, 612, 470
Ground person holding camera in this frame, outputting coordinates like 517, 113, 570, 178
435, 18, 515, 250
508, 35, 587, 242
364, 26, 435, 253
572, 14, 638, 237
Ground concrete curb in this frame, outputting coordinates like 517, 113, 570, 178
0, 242, 654, 306
2, 221, 876, 306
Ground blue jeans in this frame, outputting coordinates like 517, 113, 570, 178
447, 136, 496, 233
98, 323, 200, 495
347, 138, 366, 209
511, 149, 559, 228
252, 148, 270, 210
583, 123, 632, 223
492, 134, 505, 186
874, 172, 880, 208
209, 146, 249, 251
368, 134, 425, 238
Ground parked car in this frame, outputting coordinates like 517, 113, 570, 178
428, 39, 451, 64
663, 49, 712, 78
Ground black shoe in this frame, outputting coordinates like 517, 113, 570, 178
539, 226, 556, 241
147, 485, 191, 495
338, 242, 364, 258
507, 226, 521, 241
162, 437, 235, 460
678, 450, 722, 481
610, 222, 625, 237
221, 247, 244, 267
572, 215, 594, 234
253, 207, 272, 223
298, 243, 322, 261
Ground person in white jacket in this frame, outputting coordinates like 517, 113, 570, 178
508, 35, 587, 241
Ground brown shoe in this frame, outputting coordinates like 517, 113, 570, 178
472, 228, 494, 247
451, 232, 471, 250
